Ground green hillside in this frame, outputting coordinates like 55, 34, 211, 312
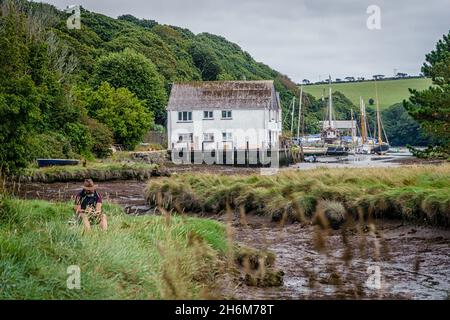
303, 78, 432, 109
1, 0, 300, 172
0, 0, 438, 173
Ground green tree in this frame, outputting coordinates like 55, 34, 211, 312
29, 133, 74, 160
189, 42, 222, 81
92, 48, 167, 124
118, 14, 158, 29
64, 122, 93, 157
0, 2, 40, 173
84, 118, 114, 158
83, 82, 153, 150
382, 103, 430, 146
404, 31, 450, 150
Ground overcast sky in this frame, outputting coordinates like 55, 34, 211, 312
37, 0, 449, 83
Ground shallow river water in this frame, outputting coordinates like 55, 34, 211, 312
14, 179, 450, 300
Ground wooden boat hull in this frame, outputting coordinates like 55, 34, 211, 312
37, 159, 80, 168
371, 144, 390, 155
302, 146, 328, 155
326, 146, 349, 156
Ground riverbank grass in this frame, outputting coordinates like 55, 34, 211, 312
146, 164, 450, 227
18, 161, 164, 183
0, 198, 227, 299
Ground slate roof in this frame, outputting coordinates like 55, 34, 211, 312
320, 120, 357, 129
167, 80, 280, 111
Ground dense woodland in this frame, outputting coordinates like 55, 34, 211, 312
0, 0, 447, 173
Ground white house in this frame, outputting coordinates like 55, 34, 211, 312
167, 80, 282, 151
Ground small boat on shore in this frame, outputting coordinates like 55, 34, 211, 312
37, 159, 80, 168
371, 143, 390, 155
326, 146, 349, 156
302, 145, 328, 155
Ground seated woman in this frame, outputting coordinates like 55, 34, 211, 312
74, 179, 107, 231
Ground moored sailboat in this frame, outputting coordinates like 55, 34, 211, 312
321, 76, 348, 156
371, 80, 390, 155
354, 96, 372, 154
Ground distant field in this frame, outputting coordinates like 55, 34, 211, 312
303, 78, 432, 109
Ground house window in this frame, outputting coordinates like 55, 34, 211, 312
178, 133, 193, 142
203, 111, 214, 119
221, 110, 232, 119
222, 132, 232, 141
203, 133, 214, 142
178, 111, 192, 122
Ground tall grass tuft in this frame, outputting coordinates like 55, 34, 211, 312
0, 199, 228, 299
145, 164, 450, 227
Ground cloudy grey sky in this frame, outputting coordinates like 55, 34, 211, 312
38, 0, 449, 82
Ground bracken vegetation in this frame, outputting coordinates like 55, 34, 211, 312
145, 164, 450, 227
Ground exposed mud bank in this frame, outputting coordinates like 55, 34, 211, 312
219, 215, 450, 299
15, 165, 170, 183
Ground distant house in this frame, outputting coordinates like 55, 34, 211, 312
373, 74, 385, 80
167, 80, 282, 151
395, 72, 408, 78
335, 78, 343, 83
320, 120, 357, 137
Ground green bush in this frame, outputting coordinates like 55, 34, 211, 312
407, 145, 450, 159
92, 48, 167, 124
82, 82, 153, 150
64, 123, 93, 157
29, 133, 74, 160
85, 118, 113, 158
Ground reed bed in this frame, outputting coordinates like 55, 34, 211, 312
145, 164, 450, 227
16, 163, 168, 183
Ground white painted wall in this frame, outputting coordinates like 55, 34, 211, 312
168, 109, 282, 150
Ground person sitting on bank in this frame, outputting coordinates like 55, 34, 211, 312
74, 179, 107, 231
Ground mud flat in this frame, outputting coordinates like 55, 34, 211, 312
12, 180, 149, 214
224, 216, 450, 299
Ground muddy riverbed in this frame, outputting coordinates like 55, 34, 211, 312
221, 216, 450, 299
14, 180, 450, 300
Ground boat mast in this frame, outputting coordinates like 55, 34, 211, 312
301, 94, 306, 138
351, 108, 355, 144
375, 80, 383, 145
290, 96, 296, 137
328, 76, 333, 128
297, 85, 303, 139
360, 96, 367, 144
